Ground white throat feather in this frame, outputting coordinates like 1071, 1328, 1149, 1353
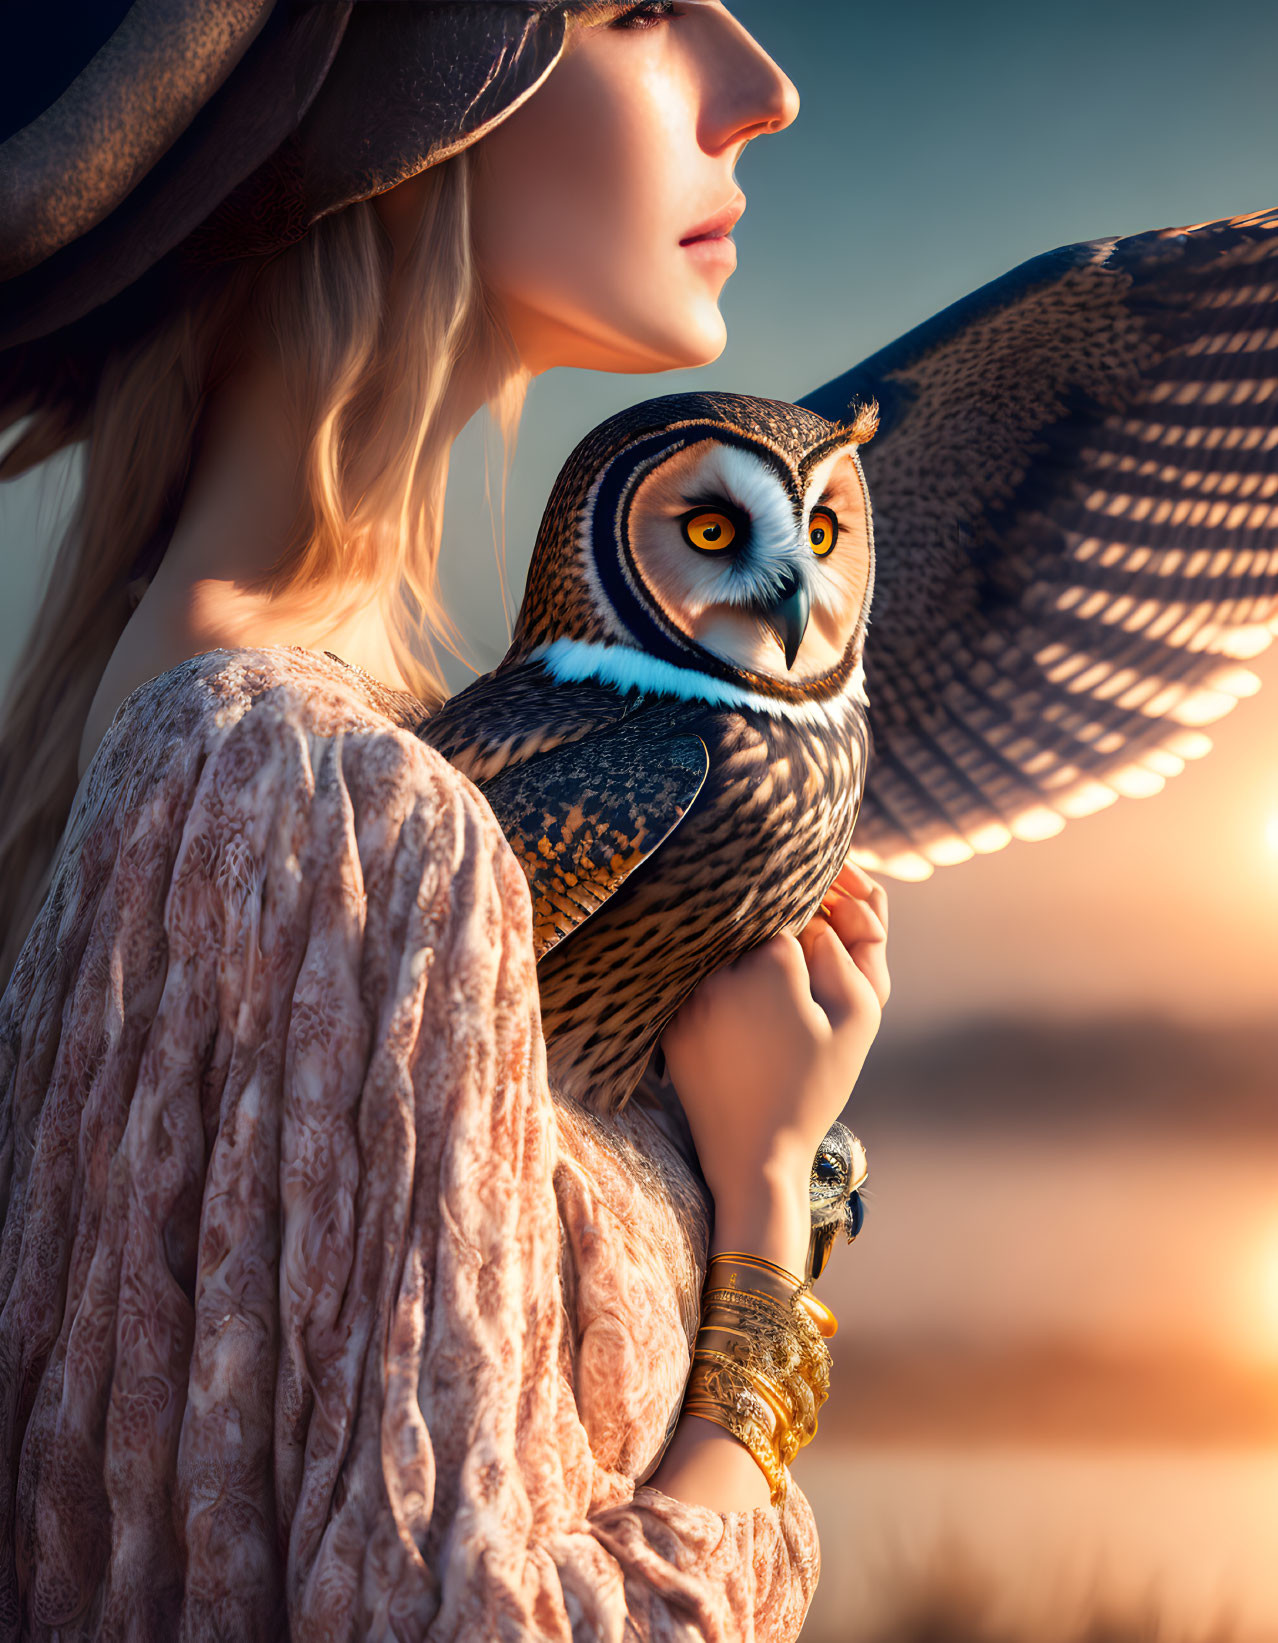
533, 638, 868, 724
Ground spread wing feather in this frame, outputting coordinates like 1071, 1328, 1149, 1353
478, 725, 708, 961
801, 207, 1278, 878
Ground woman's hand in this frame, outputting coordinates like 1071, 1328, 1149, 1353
660, 860, 889, 1275
650, 861, 888, 1513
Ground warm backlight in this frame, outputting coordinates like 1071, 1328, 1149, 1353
1253, 1222, 1278, 1366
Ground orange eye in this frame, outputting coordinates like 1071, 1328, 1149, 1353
809, 507, 839, 557
682, 510, 737, 553
676, 509, 735, 555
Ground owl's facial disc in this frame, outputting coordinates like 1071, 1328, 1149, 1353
627, 437, 872, 681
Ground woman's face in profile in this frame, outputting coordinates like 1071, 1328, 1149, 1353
469, 1, 800, 377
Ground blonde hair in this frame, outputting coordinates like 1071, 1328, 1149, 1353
0, 148, 528, 985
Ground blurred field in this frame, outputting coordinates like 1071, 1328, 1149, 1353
795, 1012, 1278, 1643
803, 1534, 1258, 1643
851, 1015, 1278, 1136
796, 1446, 1278, 1643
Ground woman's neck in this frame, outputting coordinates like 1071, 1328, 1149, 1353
78, 346, 486, 780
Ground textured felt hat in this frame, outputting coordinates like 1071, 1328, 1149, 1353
0, 0, 593, 423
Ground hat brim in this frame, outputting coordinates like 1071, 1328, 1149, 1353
190, 3, 570, 262
0, 3, 571, 359
0, 6, 350, 354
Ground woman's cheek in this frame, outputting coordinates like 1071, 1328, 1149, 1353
470, 48, 730, 371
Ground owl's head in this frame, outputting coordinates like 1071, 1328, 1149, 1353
512, 392, 877, 705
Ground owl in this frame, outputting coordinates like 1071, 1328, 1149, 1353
423, 205, 1278, 1116
425, 391, 879, 1114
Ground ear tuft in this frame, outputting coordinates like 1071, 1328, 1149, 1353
839, 399, 879, 447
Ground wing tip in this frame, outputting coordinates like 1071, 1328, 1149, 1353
848, 845, 934, 882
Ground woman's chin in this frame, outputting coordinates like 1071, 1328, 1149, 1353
680, 314, 729, 370
637, 305, 728, 374
511, 293, 728, 377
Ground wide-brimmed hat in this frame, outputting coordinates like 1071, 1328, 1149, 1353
0, 0, 599, 425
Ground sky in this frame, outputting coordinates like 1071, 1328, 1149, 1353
3, 0, 1278, 1033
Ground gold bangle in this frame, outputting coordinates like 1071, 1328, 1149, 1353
694, 1322, 821, 1423
684, 1256, 836, 1507
684, 1402, 788, 1508
709, 1252, 805, 1285
701, 1285, 794, 1323
706, 1253, 840, 1339
694, 1297, 830, 1444
692, 1348, 794, 1441
693, 1338, 817, 1458
683, 1366, 781, 1498
701, 1288, 831, 1388
799, 1292, 839, 1340
683, 1356, 790, 1507
706, 1253, 802, 1304
695, 1320, 829, 1418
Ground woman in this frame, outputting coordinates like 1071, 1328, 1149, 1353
0, 3, 889, 1637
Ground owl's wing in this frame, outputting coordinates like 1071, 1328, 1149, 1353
800, 208, 1278, 878
478, 723, 708, 961
417, 664, 628, 784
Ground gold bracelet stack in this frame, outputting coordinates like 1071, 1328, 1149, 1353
681, 1252, 836, 1508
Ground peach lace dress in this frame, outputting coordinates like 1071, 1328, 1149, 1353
0, 647, 820, 1641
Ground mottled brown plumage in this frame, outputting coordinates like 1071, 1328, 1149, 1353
424, 392, 876, 1112
530, 697, 868, 1111
803, 207, 1278, 879
480, 722, 707, 957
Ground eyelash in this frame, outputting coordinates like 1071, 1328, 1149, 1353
610, 1, 679, 30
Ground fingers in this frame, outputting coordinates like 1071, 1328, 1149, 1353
695, 930, 816, 1021
817, 862, 891, 1011
703, 858, 891, 1036
732, 926, 870, 1034
851, 935, 891, 1012
822, 858, 888, 936
796, 915, 876, 1029
727, 928, 808, 984
822, 890, 886, 952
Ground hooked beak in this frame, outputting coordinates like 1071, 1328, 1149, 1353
760, 568, 811, 671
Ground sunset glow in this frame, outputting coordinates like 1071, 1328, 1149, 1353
1251, 1222, 1278, 1366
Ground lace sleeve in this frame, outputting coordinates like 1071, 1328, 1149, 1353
0, 647, 819, 1641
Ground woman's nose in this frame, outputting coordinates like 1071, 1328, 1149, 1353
748, 56, 801, 140
701, 15, 800, 152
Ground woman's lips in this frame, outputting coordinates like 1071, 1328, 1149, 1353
680, 195, 746, 244
680, 195, 745, 268
681, 233, 738, 269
